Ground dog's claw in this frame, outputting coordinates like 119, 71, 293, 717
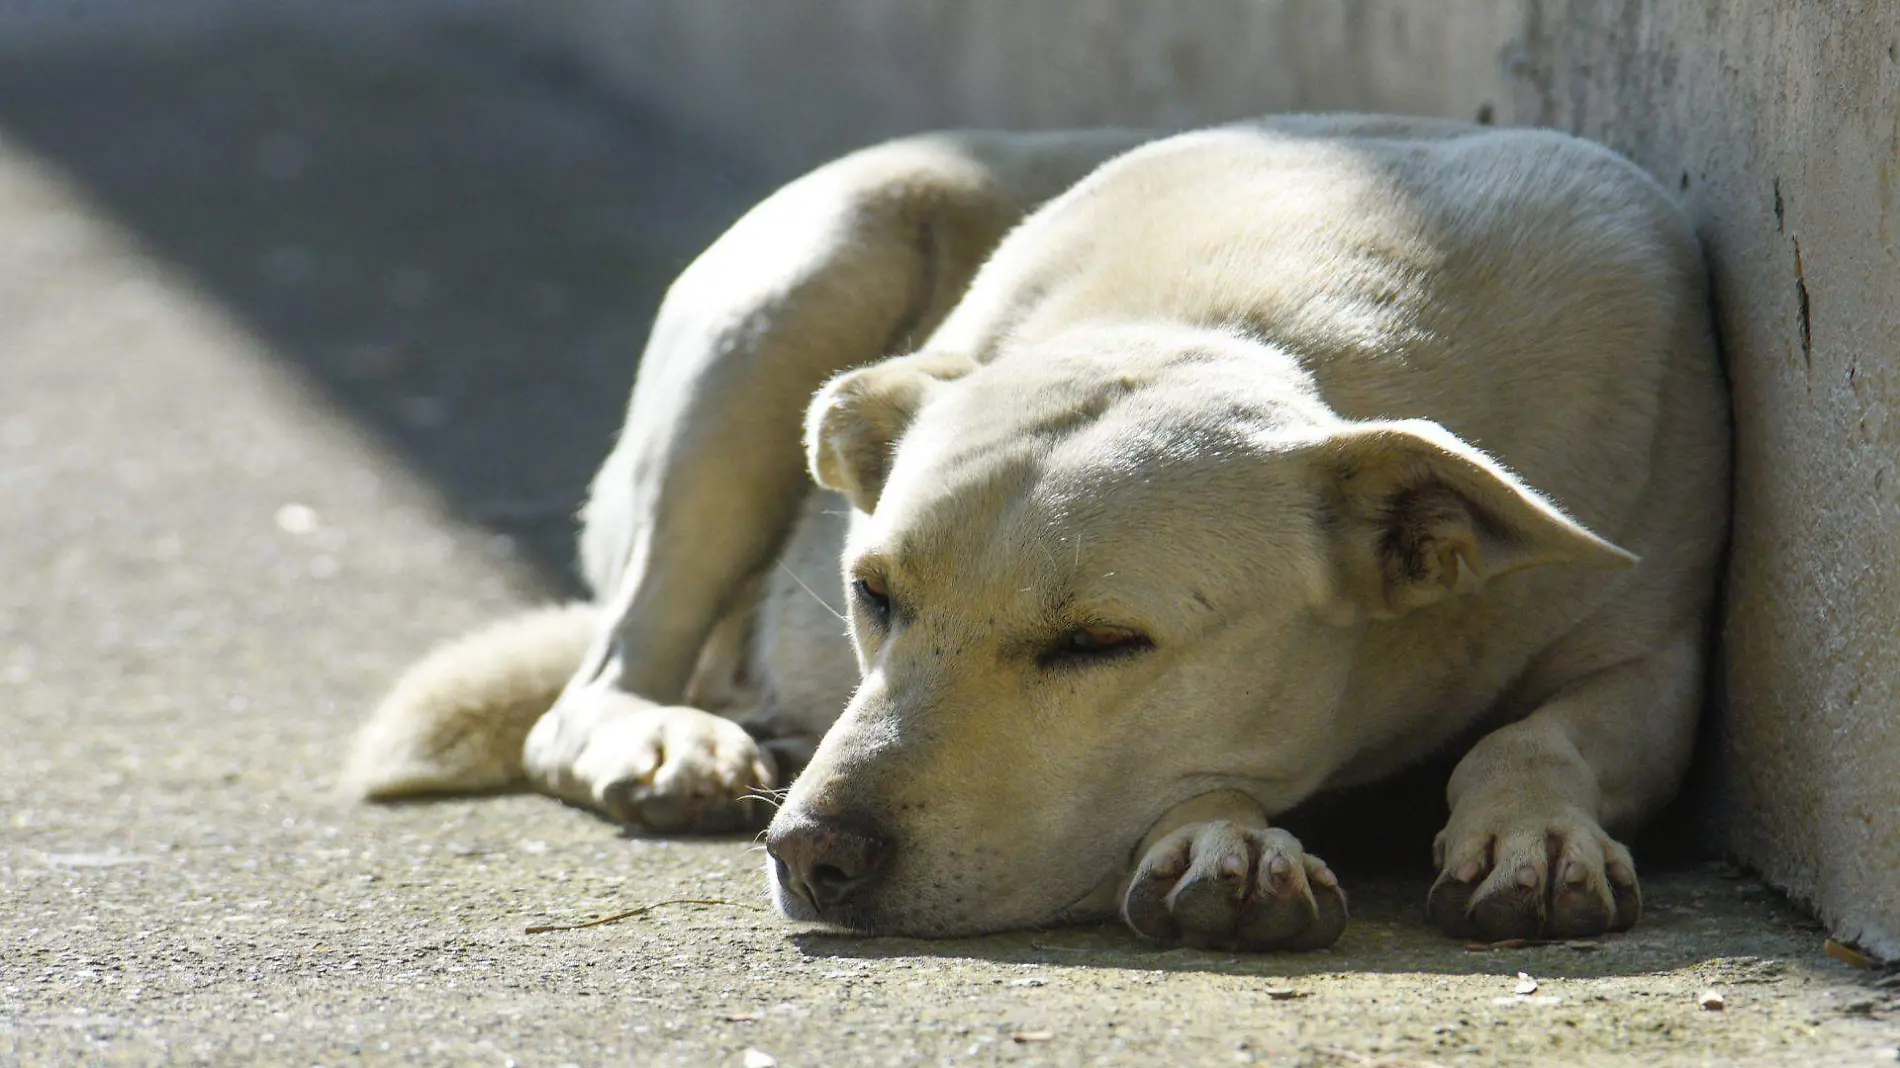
1121, 822, 1347, 952
1428, 812, 1641, 940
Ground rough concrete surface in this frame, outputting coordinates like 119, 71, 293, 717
2, 11, 1897, 1068
519, 0, 1900, 966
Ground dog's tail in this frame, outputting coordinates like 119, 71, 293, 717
341, 603, 598, 801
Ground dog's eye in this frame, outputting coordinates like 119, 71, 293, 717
1039, 625, 1154, 669
851, 575, 892, 625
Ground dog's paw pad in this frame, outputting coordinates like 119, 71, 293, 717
1429, 815, 1640, 941
1122, 822, 1347, 952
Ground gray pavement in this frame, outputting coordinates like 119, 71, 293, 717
1, 13, 1895, 1067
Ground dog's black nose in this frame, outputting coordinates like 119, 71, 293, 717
766, 815, 889, 911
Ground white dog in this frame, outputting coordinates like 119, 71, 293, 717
346, 114, 1729, 952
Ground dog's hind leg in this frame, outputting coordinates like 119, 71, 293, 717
526, 130, 1152, 832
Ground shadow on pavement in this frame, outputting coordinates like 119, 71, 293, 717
786, 869, 1827, 981
0, 17, 770, 592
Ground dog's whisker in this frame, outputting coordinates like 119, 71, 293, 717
740, 788, 786, 809
776, 560, 847, 623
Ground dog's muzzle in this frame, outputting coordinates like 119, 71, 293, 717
764, 811, 890, 921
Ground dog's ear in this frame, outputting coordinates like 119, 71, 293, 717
806, 351, 977, 513
1316, 419, 1637, 620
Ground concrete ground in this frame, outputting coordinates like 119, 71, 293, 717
1, 13, 1895, 1067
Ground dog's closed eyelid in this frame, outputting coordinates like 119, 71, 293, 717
1034, 624, 1155, 669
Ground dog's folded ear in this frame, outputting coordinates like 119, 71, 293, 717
806, 350, 977, 512
1317, 419, 1638, 620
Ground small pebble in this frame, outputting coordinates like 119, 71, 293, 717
274, 503, 319, 535
1825, 939, 1877, 969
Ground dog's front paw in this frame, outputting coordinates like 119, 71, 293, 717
1121, 822, 1347, 952
543, 691, 777, 834
1428, 806, 1640, 941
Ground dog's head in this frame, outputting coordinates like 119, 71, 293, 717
765, 325, 1631, 936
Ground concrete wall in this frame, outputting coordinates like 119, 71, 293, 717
521, 0, 1900, 957
0, 0, 506, 55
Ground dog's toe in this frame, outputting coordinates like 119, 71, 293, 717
1274, 853, 1349, 952
1469, 862, 1547, 942
1430, 814, 1641, 941
600, 778, 732, 834
1426, 864, 1482, 940
1122, 822, 1347, 952
1545, 849, 1626, 938
1121, 832, 1191, 943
